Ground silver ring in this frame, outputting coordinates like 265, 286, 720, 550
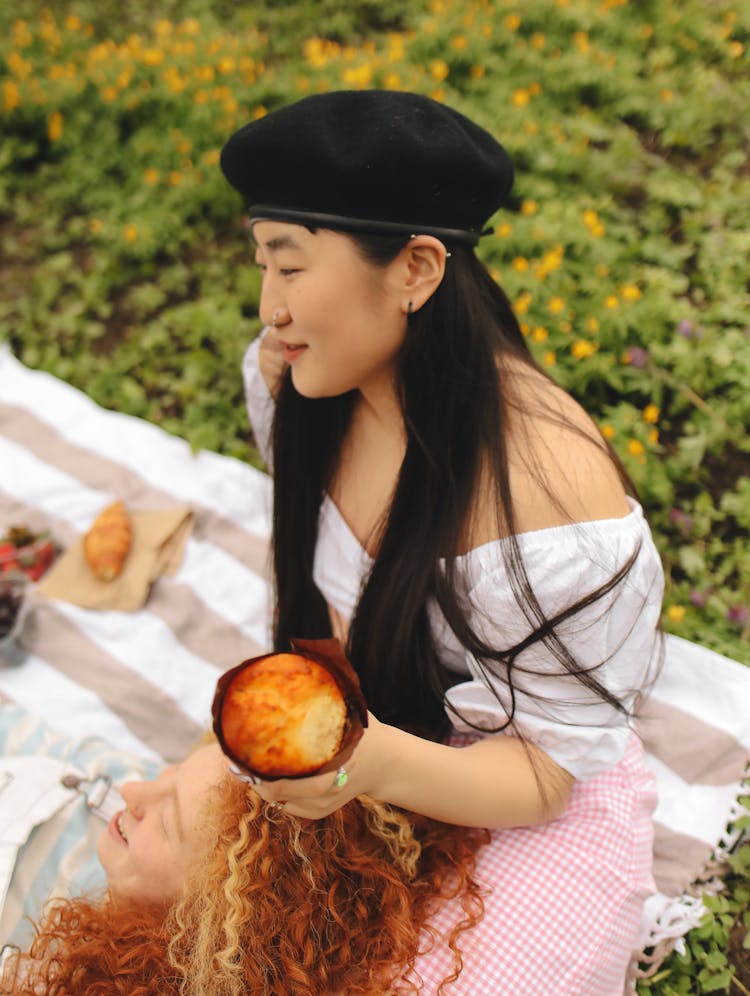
228, 763, 260, 786
332, 766, 349, 789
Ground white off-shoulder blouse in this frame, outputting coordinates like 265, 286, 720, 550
243, 335, 665, 780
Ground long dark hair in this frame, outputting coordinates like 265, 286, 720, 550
271, 234, 643, 741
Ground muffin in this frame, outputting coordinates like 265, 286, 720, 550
212, 638, 368, 780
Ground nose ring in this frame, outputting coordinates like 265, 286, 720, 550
271, 311, 280, 328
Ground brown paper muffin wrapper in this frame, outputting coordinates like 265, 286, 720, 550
212, 637, 368, 782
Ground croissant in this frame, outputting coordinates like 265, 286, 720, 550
83, 501, 132, 582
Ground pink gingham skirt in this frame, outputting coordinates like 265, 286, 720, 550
410, 733, 657, 995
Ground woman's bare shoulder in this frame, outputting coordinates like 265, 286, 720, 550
467, 358, 631, 548
506, 360, 630, 530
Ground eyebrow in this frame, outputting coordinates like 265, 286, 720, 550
260, 233, 302, 252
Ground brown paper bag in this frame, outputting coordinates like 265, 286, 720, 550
38, 508, 193, 612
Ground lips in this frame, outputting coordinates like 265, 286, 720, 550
279, 340, 308, 362
109, 810, 129, 845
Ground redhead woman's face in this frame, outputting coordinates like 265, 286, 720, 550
97, 743, 227, 905
253, 222, 408, 402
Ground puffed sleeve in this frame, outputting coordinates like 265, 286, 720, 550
242, 331, 275, 471
441, 504, 664, 780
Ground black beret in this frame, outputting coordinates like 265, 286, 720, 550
220, 90, 513, 246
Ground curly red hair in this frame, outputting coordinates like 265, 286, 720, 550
4, 778, 488, 995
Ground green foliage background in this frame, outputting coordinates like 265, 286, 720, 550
1, 0, 749, 991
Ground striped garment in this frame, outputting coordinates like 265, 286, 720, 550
2, 345, 749, 982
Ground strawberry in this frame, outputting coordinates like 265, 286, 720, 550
26, 561, 46, 582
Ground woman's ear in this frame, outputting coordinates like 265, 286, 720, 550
398, 236, 448, 315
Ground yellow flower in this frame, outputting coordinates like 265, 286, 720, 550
47, 111, 63, 142
648, 428, 659, 445
217, 56, 236, 74
202, 149, 220, 166
573, 31, 590, 53
595, 263, 609, 277
524, 121, 539, 135
3, 80, 21, 112
528, 82, 542, 96
548, 296, 565, 314
520, 321, 530, 335
604, 294, 619, 309
643, 404, 659, 424
543, 350, 556, 367
102, 85, 118, 102
384, 72, 402, 89
521, 199, 538, 216
621, 284, 642, 302
142, 48, 165, 66
560, 320, 571, 333
143, 167, 160, 185
667, 605, 686, 623
168, 171, 183, 186
123, 223, 138, 242
729, 41, 745, 58
180, 17, 201, 35
572, 340, 597, 359
451, 35, 468, 50
586, 316, 600, 333
154, 19, 172, 36
65, 14, 81, 30
342, 63, 374, 88
541, 246, 563, 272
601, 424, 615, 440
583, 209, 599, 228
503, 13, 521, 31
512, 256, 529, 272
660, 89, 674, 103
429, 59, 449, 82
532, 326, 548, 343
252, 105, 267, 120
530, 32, 545, 50
591, 222, 606, 237
515, 292, 532, 315
627, 439, 645, 457
512, 88, 530, 107
88, 218, 103, 234
470, 65, 485, 79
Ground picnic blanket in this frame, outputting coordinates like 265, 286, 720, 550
1, 344, 749, 971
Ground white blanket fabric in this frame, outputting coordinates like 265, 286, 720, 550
1, 345, 749, 967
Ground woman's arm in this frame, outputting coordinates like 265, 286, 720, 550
250, 713, 574, 829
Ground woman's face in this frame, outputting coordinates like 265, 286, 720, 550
97, 742, 227, 905
253, 222, 408, 403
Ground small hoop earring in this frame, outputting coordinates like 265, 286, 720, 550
407, 301, 413, 317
